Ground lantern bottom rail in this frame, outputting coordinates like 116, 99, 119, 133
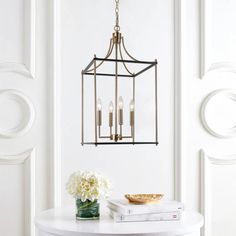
82, 142, 159, 145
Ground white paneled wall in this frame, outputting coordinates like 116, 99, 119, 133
1, 0, 236, 236
201, 0, 236, 76
0, 0, 58, 235
0, 150, 35, 236
0, 0, 35, 77
201, 151, 236, 236
183, 0, 236, 236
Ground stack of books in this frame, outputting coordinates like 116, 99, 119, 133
108, 199, 184, 223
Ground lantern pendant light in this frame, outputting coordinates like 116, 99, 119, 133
81, 0, 158, 146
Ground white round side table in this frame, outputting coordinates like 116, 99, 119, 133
35, 207, 203, 236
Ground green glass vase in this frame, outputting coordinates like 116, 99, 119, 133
76, 198, 100, 220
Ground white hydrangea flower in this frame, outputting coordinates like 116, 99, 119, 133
66, 171, 111, 202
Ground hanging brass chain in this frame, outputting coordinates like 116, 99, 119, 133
114, 0, 120, 32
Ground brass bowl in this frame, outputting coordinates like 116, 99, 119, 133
125, 194, 164, 204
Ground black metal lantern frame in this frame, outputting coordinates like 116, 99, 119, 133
81, 30, 158, 146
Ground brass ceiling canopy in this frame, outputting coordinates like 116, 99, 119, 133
81, 0, 158, 146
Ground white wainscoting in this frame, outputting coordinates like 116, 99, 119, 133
0, 149, 35, 236
0, 0, 61, 234
201, 149, 236, 236
0, 0, 35, 78
200, 0, 236, 78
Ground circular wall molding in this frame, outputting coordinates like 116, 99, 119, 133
200, 89, 236, 138
0, 90, 35, 138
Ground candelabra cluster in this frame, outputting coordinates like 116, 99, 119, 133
97, 96, 135, 141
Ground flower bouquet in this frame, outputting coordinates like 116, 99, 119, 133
66, 170, 111, 220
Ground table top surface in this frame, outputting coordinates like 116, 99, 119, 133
35, 207, 204, 236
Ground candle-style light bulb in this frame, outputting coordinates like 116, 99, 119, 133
97, 98, 102, 111
118, 96, 124, 109
118, 96, 123, 125
130, 100, 135, 111
130, 99, 135, 127
109, 101, 114, 112
97, 98, 102, 126
109, 101, 113, 127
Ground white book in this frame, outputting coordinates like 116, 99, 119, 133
110, 210, 181, 223
107, 199, 184, 215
